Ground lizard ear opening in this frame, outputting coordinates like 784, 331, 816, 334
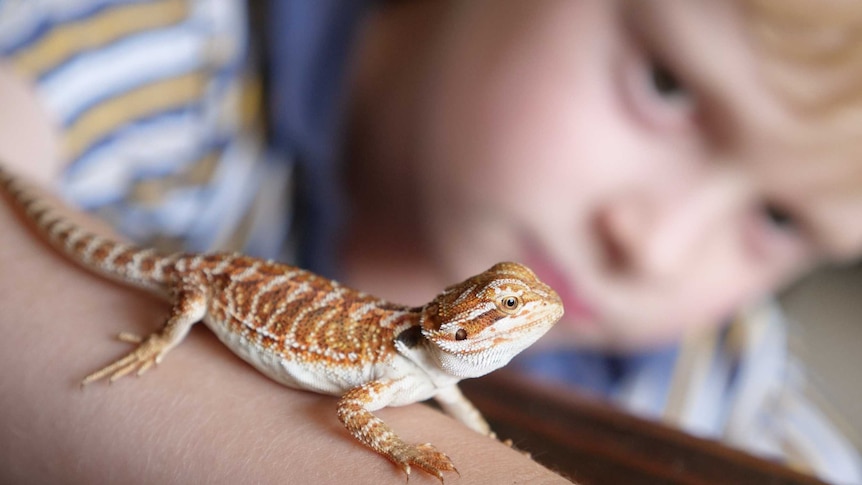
396, 325, 423, 348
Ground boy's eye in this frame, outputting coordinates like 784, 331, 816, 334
649, 60, 686, 99
762, 203, 796, 231
622, 51, 695, 131
745, 201, 809, 264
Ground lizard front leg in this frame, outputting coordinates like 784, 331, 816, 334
337, 379, 457, 482
434, 384, 527, 454
82, 284, 207, 384
433, 385, 492, 436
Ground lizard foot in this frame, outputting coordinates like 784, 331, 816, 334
81, 332, 170, 385
393, 442, 458, 483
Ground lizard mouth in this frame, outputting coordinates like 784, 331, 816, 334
472, 303, 564, 349
516, 305, 564, 336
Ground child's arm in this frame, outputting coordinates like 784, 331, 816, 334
0, 65, 61, 185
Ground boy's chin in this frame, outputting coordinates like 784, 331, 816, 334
539, 319, 681, 354
533, 321, 610, 351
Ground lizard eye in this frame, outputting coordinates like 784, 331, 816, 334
455, 328, 468, 341
499, 296, 521, 313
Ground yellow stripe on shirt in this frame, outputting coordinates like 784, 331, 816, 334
63, 70, 207, 160
12, 0, 188, 79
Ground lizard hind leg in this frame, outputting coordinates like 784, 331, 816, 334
81, 286, 207, 386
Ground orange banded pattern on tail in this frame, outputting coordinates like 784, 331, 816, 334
0, 165, 175, 291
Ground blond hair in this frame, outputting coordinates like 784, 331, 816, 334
737, 0, 862, 195
741, 0, 862, 116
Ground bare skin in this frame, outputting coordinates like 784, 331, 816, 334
0, 65, 567, 484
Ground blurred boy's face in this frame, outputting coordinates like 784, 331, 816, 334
416, 0, 862, 350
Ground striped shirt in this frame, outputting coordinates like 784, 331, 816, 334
0, 0, 292, 257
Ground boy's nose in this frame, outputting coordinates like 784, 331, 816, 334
594, 169, 749, 279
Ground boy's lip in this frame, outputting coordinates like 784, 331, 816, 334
523, 249, 597, 326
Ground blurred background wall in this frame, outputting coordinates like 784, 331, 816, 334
782, 265, 862, 451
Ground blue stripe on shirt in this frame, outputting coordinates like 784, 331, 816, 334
40, 25, 207, 125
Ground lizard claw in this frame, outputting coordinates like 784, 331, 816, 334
81, 333, 169, 385
117, 332, 144, 344
503, 439, 532, 460
491, 433, 532, 459
394, 443, 457, 483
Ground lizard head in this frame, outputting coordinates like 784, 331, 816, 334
419, 262, 564, 379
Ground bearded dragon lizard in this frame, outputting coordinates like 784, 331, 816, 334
0, 166, 564, 482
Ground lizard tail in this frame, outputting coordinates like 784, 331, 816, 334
0, 165, 176, 291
